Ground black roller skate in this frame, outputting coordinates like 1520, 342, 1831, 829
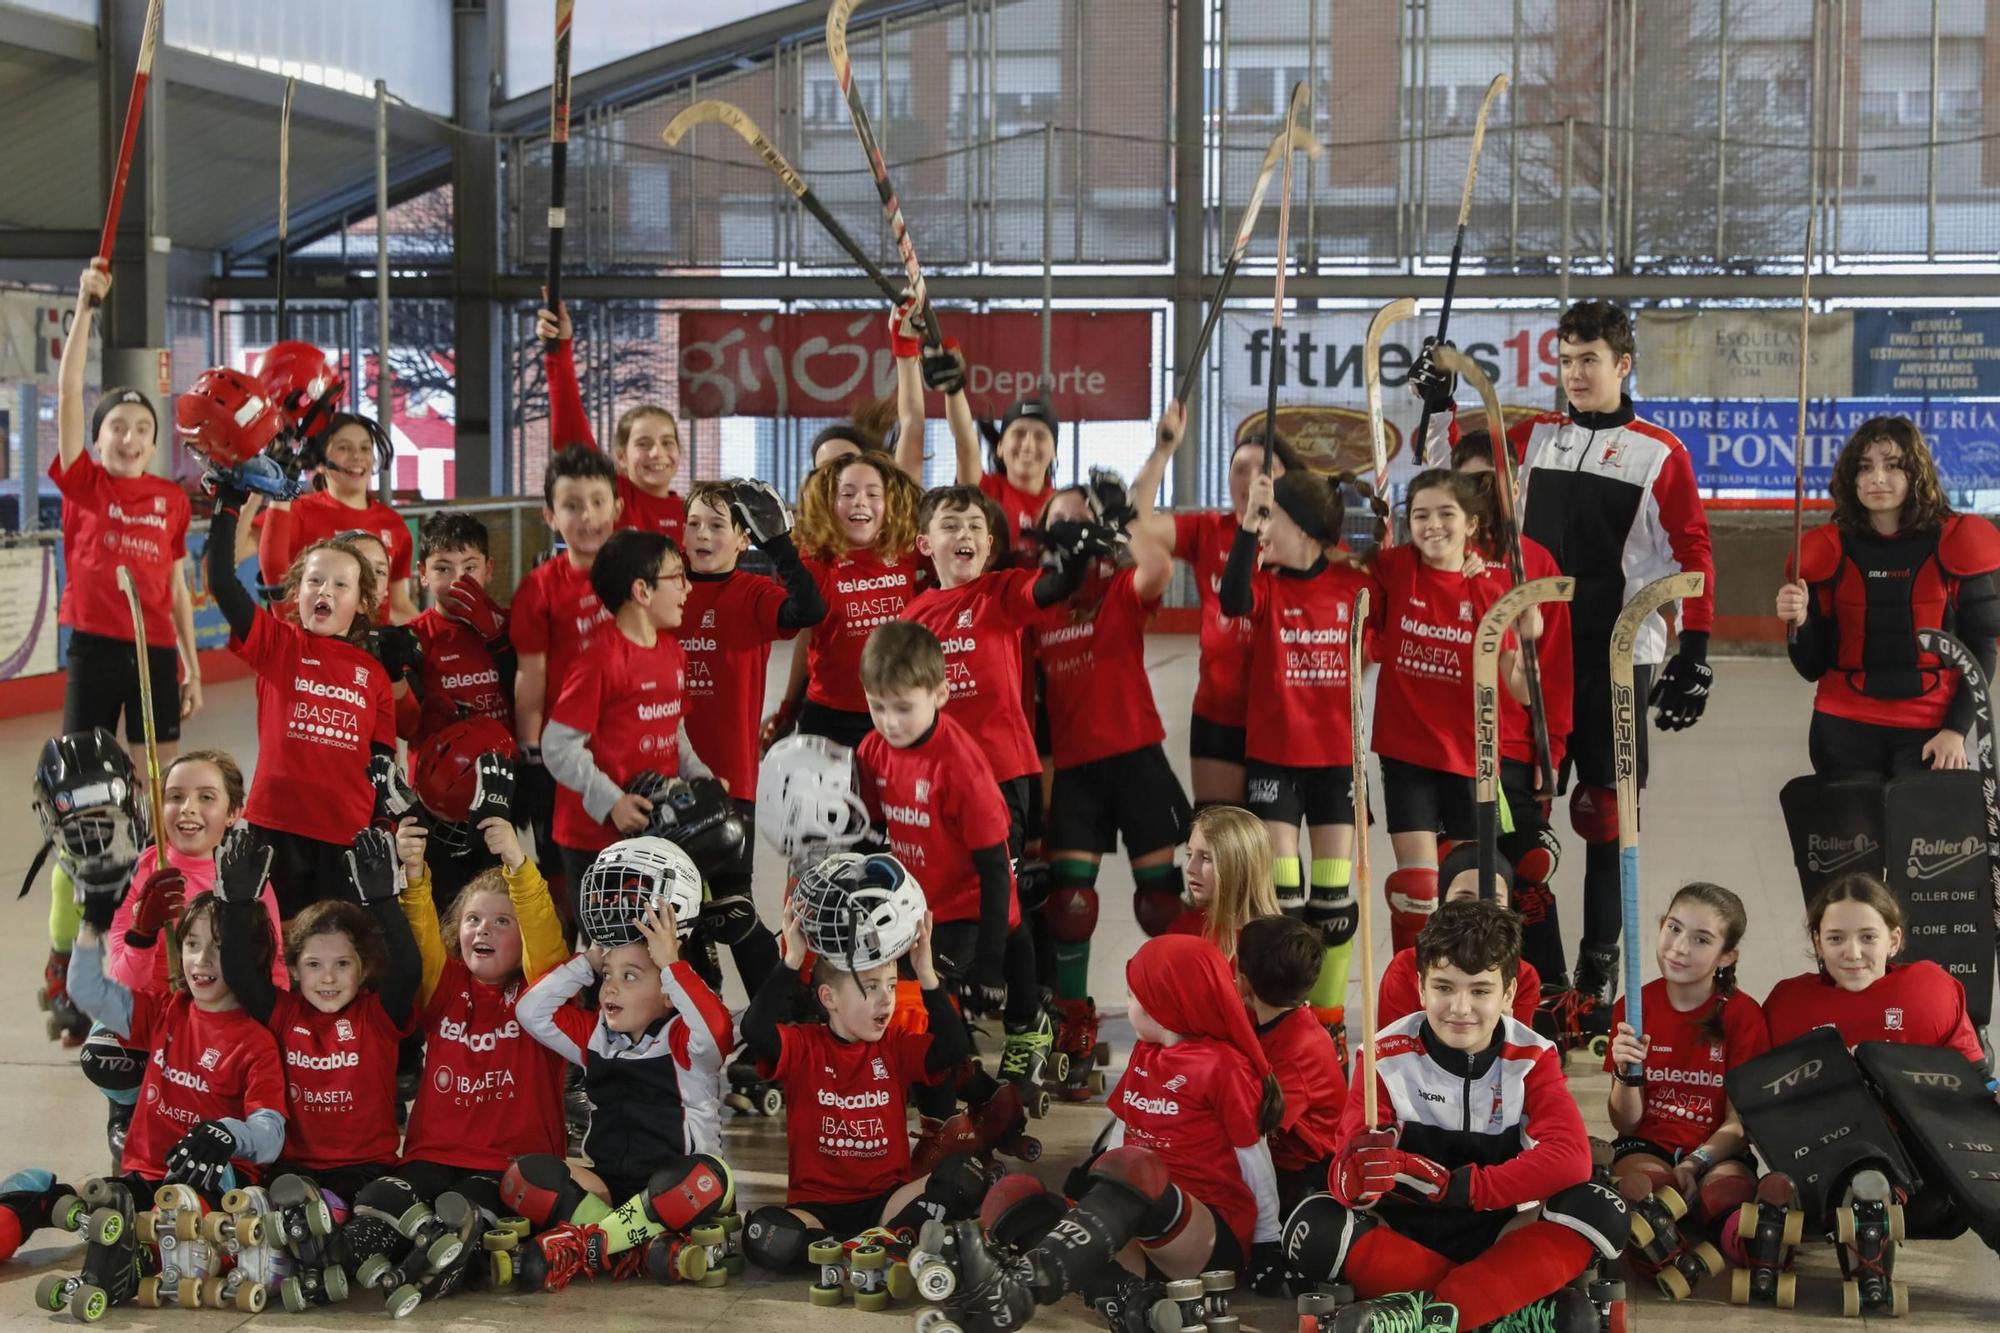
1327, 1291, 1458, 1333
725, 1055, 785, 1117
1296, 1287, 1355, 1333
912, 1082, 1043, 1176
1620, 1179, 1722, 1300
1835, 1169, 1907, 1318
30, 1178, 146, 1324
0, 1169, 79, 1262
1483, 1288, 1603, 1333
1048, 997, 1112, 1103
1085, 1270, 1175, 1333
348, 1181, 478, 1317
999, 1011, 1061, 1119
909, 1218, 1036, 1331
38, 949, 88, 1048
1728, 1172, 1803, 1308
1534, 983, 1613, 1066
269, 1173, 350, 1312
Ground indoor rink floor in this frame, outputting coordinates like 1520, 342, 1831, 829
0, 638, 1994, 1330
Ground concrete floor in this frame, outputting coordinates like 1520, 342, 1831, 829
0, 641, 1993, 1330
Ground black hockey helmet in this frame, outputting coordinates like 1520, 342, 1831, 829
626, 773, 748, 880
31, 728, 146, 861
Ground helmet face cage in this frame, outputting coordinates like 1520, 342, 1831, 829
578, 837, 703, 949
794, 853, 924, 975
756, 735, 872, 856
33, 731, 146, 862
425, 812, 477, 858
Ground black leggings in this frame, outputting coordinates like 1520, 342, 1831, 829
1809, 711, 1932, 782
64, 630, 182, 744
394, 1160, 504, 1216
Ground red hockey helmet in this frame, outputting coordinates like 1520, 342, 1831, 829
414, 714, 518, 828
253, 340, 346, 440
174, 367, 284, 468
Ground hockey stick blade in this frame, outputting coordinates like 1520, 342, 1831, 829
1363, 299, 1419, 505
1473, 577, 1573, 903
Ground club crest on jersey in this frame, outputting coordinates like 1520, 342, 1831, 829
153, 497, 165, 513
915, 779, 931, 802
872, 1058, 890, 1080
1163, 1075, 1187, 1092
353, 664, 368, 686
956, 610, 975, 630
1336, 603, 1349, 624
199, 1047, 221, 1071
1885, 1007, 1904, 1031
702, 610, 716, 628
1459, 600, 1473, 621
337, 1019, 357, 1043
1600, 443, 1621, 465
1710, 1042, 1725, 1061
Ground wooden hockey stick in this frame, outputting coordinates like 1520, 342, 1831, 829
1610, 571, 1706, 1080
826, 0, 945, 348
544, 0, 575, 352
1411, 73, 1508, 464
1790, 214, 1815, 645
277, 78, 296, 338
663, 100, 903, 303
116, 565, 178, 989
1473, 577, 1574, 903
93, 0, 164, 306
1363, 298, 1419, 534
1350, 587, 1379, 1128
1437, 345, 1558, 797
1261, 81, 1311, 473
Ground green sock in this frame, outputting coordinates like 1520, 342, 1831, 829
1050, 859, 1099, 1000
1274, 856, 1304, 915
49, 860, 79, 953
1308, 857, 1354, 1011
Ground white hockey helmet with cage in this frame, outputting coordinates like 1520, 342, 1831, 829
794, 852, 925, 974
756, 734, 872, 856
578, 836, 703, 949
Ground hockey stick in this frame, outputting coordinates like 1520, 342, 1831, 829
1916, 629, 2000, 998
277, 78, 296, 339
1610, 571, 1706, 1080
826, 0, 945, 348
93, 0, 164, 306
1363, 298, 1419, 537
1473, 577, 1574, 904
1169, 119, 1323, 411
1261, 81, 1311, 474
1437, 345, 1558, 797
116, 565, 179, 990
1790, 214, 1815, 646
1411, 73, 1508, 465
663, 101, 903, 303
1350, 587, 1379, 1128
544, 0, 575, 352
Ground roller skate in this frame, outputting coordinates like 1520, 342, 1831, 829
563, 1066, 592, 1157
1534, 983, 1613, 1066
348, 1181, 478, 1317
1620, 1178, 1722, 1300
724, 1056, 785, 1116
912, 1082, 1044, 1176
1160, 1274, 1243, 1332
810, 1226, 916, 1311
134, 1183, 221, 1309
1482, 1288, 1604, 1333
1569, 1257, 1629, 1333
269, 1174, 351, 1311
717, 1210, 746, 1276
1047, 996, 1112, 1103
0, 1169, 80, 1262
999, 1011, 1062, 1118
910, 1218, 1034, 1332
1327, 1291, 1459, 1333
1085, 1270, 1175, 1333
30, 1177, 146, 1324
198, 1184, 293, 1313
38, 949, 88, 1048
478, 1214, 532, 1287
642, 1229, 716, 1286
1295, 1287, 1356, 1333
1835, 1168, 1907, 1318
1728, 1172, 1803, 1309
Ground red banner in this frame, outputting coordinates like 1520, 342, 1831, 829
676, 310, 1153, 421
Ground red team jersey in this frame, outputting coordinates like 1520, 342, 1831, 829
1174, 511, 1255, 728
234, 610, 395, 845
118, 991, 286, 1182
547, 631, 690, 853
1032, 567, 1165, 769
509, 555, 613, 716
681, 570, 796, 799
1763, 961, 1984, 1068
1502, 536, 1573, 770
978, 472, 1048, 545
1369, 544, 1514, 777
803, 549, 921, 713
1239, 560, 1373, 768
542, 338, 686, 543
772, 1023, 944, 1204
1601, 981, 1769, 1154
901, 568, 1044, 782
406, 609, 510, 732
267, 990, 409, 1170
50, 452, 189, 645
1376, 948, 1543, 1030
616, 476, 686, 543
1258, 1007, 1350, 1173
401, 961, 568, 1171
1112, 1037, 1269, 1251
858, 715, 1019, 929
265, 490, 412, 586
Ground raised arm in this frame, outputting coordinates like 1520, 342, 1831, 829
56, 266, 109, 474
1128, 401, 1186, 552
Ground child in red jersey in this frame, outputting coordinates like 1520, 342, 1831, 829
1132, 405, 1277, 808
216, 824, 422, 1205
510, 443, 621, 889
679, 479, 824, 989
857, 622, 1038, 1105
772, 450, 927, 749
207, 479, 397, 917
922, 934, 1283, 1332
1368, 468, 1540, 956
967, 398, 1058, 545
1166, 804, 1280, 961
258, 411, 416, 624
1602, 881, 1767, 1274
1764, 873, 1984, 1066
396, 808, 570, 1207
1376, 847, 1542, 1029
738, 867, 989, 1269
1242, 915, 1350, 1216
1283, 902, 1615, 1333
1218, 464, 1372, 1042
542, 529, 709, 917
53, 265, 200, 771
539, 299, 685, 541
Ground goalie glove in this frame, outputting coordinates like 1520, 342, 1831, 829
1085, 467, 1138, 536
164, 1120, 239, 1196
345, 827, 400, 905
214, 826, 274, 907
469, 752, 517, 825
729, 479, 793, 548
370, 753, 420, 824
369, 624, 423, 685
1408, 336, 1458, 413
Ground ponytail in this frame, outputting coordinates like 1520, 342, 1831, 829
1696, 958, 1739, 1044
1256, 1071, 1285, 1138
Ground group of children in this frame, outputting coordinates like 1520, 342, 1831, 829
5, 260, 1999, 1331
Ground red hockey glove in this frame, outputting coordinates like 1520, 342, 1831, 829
1332, 1129, 1398, 1207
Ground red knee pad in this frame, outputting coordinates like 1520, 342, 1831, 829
980, 1173, 1067, 1250
499, 1153, 584, 1231
0, 1209, 23, 1264
1043, 885, 1100, 944
1089, 1145, 1172, 1204
1132, 887, 1185, 938
1696, 1170, 1755, 1223
1513, 843, 1557, 887
1385, 868, 1438, 954
644, 1154, 733, 1231
1569, 785, 1619, 845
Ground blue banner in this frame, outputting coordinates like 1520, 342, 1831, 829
1649, 398, 2000, 494
1853, 312, 2000, 398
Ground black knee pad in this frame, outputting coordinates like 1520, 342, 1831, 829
1085, 1145, 1182, 1239
980, 1174, 1069, 1250
1543, 1178, 1631, 1260
887, 1153, 993, 1234
744, 1205, 812, 1271
1281, 1193, 1370, 1283
79, 1030, 145, 1096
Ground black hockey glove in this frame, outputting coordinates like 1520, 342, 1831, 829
370, 624, 423, 685
1246, 1241, 1289, 1297
1043, 519, 1119, 570
699, 889, 763, 947
730, 479, 793, 547
370, 753, 420, 825
469, 752, 516, 825
960, 953, 1008, 1019
921, 341, 967, 396
1409, 337, 1458, 412
1085, 468, 1138, 537
1649, 631, 1713, 732
625, 771, 680, 834
164, 1120, 238, 1195
214, 826, 274, 906
345, 827, 400, 905
74, 857, 133, 935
